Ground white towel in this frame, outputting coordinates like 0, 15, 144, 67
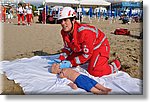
0, 55, 142, 95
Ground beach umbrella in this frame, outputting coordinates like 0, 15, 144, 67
128, 7, 132, 18
82, 7, 86, 16
57, 8, 60, 18
114, 8, 117, 17
97, 8, 101, 21
107, 9, 111, 18
98, 8, 100, 18
88, 7, 93, 18
46, 5, 48, 15
103, 10, 106, 18
110, 10, 112, 17
118, 10, 121, 17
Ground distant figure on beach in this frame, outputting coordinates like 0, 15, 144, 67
17, 3, 25, 25
50, 63, 112, 94
42, 8, 46, 24
2, 6, 6, 23
7, 6, 13, 23
26, 3, 32, 26
0, 5, 2, 22
53, 7, 121, 77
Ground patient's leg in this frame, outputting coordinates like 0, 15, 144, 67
90, 87, 108, 95
95, 83, 112, 92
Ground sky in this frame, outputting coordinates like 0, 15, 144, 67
1, 0, 44, 7
2, 0, 143, 7
23, 0, 143, 6
23, 0, 43, 6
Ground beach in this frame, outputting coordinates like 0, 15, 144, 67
1, 16, 143, 94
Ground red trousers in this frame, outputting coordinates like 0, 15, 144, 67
0, 14, 2, 22
3, 14, 6, 22
88, 40, 112, 77
66, 39, 112, 77
17, 14, 25, 24
27, 14, 32, 24
42, 13, 46, 24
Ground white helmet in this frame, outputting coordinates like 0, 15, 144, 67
58, 7, 77, 20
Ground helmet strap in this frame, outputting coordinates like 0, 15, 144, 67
67, 18, 75, 34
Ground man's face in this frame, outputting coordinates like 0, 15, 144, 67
60, 18, 73, 32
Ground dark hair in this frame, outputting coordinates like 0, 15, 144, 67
69, 16, 77, 21
18, 3, 22, 6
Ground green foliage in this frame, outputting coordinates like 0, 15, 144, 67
30, 4, 37, 16
31, 4, 37, 11
38, 4, 45, 8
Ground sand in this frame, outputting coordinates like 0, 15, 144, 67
1, 16, 143, 94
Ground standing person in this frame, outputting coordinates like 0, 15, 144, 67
2, 6, 6, 23
17, 3, 25, 25
7, 6, 13, 23
54, 7, 121, 77
26, 5, 32, 26
23, 3, 27, 24
0, 5, 2, 22
42, 8, 46, 24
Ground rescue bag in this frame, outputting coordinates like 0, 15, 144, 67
114, 28, 130, 35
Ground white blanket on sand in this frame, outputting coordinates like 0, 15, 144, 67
0, 54, 142, 95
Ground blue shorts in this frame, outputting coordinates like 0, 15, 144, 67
74, 74, 98, 92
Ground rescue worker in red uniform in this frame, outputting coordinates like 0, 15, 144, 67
17, 3, 25, 25
56, 7, 121, 77
2, 6, 6, 23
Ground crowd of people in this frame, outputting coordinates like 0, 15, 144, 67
0, 3, 34, 26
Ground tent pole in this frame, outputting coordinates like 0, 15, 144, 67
79, 3, 81, 23
109, 4, 112, 24
45, 2, 46, 24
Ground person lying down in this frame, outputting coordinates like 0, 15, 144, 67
50, 63, 112, 95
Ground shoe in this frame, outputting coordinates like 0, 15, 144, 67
18, 23, 20, 25
110, 59, 121, 74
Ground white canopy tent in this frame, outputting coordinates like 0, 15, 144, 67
79, 0, 111, 6
43, 0, 111, 23
44, 0, 111, 6
44, 0, 79, 6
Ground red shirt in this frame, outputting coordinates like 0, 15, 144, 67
61, 21, 107, 66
